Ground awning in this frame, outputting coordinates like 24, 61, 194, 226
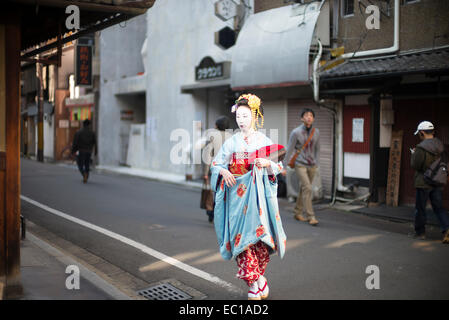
231, 3, 321, 90
181, 79, 230, 94
65, 93, 94, 108
9, 0, 156, 54
115, 74, 146, 95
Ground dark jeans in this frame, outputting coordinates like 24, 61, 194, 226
415, 188, 449, 235
76, 151, 92, 176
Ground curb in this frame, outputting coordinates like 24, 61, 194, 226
26, 221, 149, 300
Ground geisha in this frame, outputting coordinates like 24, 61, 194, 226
210, 94, 287, 300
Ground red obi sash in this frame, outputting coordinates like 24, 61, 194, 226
229, 152, 250, 176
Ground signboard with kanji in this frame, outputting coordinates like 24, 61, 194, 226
195, 57, 226, 81
386, 130, 403, 206
75, 44, 92, 87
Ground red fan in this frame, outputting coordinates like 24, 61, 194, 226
248, 144, 286, 164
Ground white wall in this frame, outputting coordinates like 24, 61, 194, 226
99, 14, 147, 166
344, 152, 370, 179
145, 0, 235, 174
44, 114, 54, 160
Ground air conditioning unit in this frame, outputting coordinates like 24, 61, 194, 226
286, 167, 323, 202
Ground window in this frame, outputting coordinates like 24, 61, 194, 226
342, 0, 354, 17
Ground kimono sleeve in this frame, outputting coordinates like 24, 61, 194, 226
210, 137, 233, 192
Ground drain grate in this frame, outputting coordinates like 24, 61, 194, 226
137, 283, 192, 300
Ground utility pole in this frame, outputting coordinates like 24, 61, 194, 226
36, 60, 44, 162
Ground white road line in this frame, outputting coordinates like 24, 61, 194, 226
20, 195, 242, 295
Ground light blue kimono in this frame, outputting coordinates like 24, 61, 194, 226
210, 132, 287, 260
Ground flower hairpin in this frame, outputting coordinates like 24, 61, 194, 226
231, 94, 264, 130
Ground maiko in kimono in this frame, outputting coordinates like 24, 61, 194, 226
210, 94, 287, 300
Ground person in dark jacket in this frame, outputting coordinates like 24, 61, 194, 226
410, 121, 449, 243
72, 119, 97, 183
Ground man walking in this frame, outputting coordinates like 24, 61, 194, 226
410, 121, 449, 243
282, 108, 320, 226
72, 119, 97, 183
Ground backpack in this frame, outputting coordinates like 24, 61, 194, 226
424, 156, 448, 187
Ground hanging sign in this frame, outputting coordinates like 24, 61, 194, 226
75, 44, 92, 87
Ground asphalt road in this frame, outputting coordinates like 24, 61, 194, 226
20, 158, 449, 300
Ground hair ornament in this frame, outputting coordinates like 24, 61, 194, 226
233, 93, 264, 130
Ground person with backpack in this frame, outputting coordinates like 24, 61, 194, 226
410, 121, 449, 243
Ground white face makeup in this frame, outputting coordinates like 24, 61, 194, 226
235, 106, 253, 132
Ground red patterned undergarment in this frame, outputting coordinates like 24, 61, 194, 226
236, 241, 270, 286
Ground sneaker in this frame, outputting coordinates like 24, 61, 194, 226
294, 214, 308, 222
248, 283, 261, 300
257, 276, 269, 299
309, 217, 319, 226
443, 230, 449, 244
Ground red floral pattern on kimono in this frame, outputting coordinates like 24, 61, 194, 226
236, 184, 247, 197
236, 242, 270, 286
256, 225, 265, 237
234, 234, 242, 247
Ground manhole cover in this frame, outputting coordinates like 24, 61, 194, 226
137, 283, 192, 300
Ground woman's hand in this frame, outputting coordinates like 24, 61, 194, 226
220, 168, 236, 187
254, 158, 271, 169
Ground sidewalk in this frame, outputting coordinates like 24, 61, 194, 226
16, 229, 135, 300
93, 165, 203, 190
4, 216, 146, 300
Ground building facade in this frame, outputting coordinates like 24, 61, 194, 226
320, 0, 449, 207
20, 35, 100, 163
98, 0, 335, 200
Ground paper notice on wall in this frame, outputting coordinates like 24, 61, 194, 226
352, 118, 364, 143
59, 119, 69, 128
